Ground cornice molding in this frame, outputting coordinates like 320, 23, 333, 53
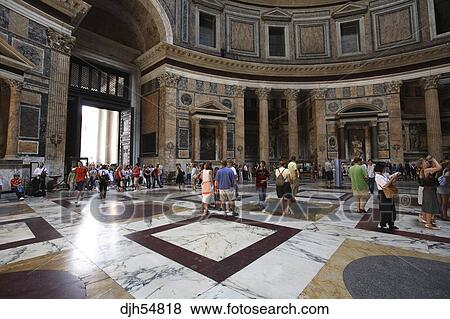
40, 0, 91, 25
136, 42, 450, 80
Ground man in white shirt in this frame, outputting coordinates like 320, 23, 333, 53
367, 159, 376, 194
33, 162, 48, 195
288, 156, 299, 196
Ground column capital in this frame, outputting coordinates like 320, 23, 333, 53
311, 88, 326, 100
384, 81, 403, 94
255, 88, 271, 100
233, 85, 246, 98
369, 121, 378, 127
47, 28, 75, 54
284, 89, 300, 101
157, 72, 180, 88
422, 75, 441, 90
5, 79, 23, 92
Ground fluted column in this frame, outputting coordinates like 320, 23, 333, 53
284, 89, 300, 158
221, 121, 228, 160
192, 118, 200, 161
423, 75, 443, 160
45, 28, 75, 175
385, 81, 404, 165
4, 80, 22, 159
312, 89, 327, 165
158, 72, 180, 171
370, 121, 378, 160
234, 85, 246, 163
255, 88, 271, 164
338, 123, 345, 160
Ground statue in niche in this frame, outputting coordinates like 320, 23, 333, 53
410, 125, 420, 151
352, 135, 363, 158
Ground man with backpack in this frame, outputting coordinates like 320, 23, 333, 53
275, 161, 293, 214
216, 160, 238, 216
98, 165, 110, 199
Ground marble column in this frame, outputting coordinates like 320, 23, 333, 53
385, 81, 404, 165
157, 72, 180, 171
221, 121, 228, 160
4, 80, 22, 159
45, 29, 75, 175
338, 124, 345, 160
234, 85, 246, 163
255, 88, 271, 164
312, 89, 327, 165
192, 118, 200, 161
423, 75, 443, 160
284, 89, 300, 158
370, 121, 378, 160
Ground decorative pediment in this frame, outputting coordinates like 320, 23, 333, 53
190, 100, 230, 118
262, 7, 292, 21
0, 37, 35, 74
332, 2, 367, 18
192, 0, 224, 11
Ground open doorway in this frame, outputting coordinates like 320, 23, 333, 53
80, 105, 119, 164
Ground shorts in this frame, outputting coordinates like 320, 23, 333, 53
353, 190, 368, 198
219, 189, 236, 202
76, 181, 85, 191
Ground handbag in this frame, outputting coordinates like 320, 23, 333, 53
383, 184, 398, 199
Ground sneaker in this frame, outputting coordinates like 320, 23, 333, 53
19, 197, 25, 201
232, 212, 239, 217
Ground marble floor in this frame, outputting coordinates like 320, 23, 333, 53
0, 181, 449, 299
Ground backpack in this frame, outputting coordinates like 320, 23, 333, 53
438, 169, 448, 187
99, 170, 109, 183
276, 168, 287, 187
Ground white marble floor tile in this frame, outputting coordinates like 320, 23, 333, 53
154, 218, 274, 261
195, 284, 254, 299
0, 221, 35, 245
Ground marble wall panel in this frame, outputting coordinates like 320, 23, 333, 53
18, 140, 39, 154
8, 11, 28, 38
12, 38, 45, 74
0, 5, 9, 29
226, 14, 259, 57
19, 106, 40, 139
296, 22, 330, 58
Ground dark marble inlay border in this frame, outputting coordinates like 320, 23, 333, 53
356, 212, 450, 244
125, 215, 301, 283
0, 217, 62, 251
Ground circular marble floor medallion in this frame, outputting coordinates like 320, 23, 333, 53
343, 256, 450, 299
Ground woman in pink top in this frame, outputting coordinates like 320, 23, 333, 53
201, 162, 213, 216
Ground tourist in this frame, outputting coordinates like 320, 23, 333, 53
375, 162, 400, 230
74, 161, 88, 206
88, 164, 98, 191
152, 164, 163, 188
133, 163, 141, 191
288, 156, 299, 196
67, 167, 75, 191
437, 161, 450, 221
348, 157, 369, 214
367, 159, 376, 194
243, 163, 249, 181
213, 167, 220, 209
98, 164, 110, 199
10, 173, 25, 201
201, 162, 213, 215
216, 160, 237, 216
143, 165, 152, 189
175, 164, 186, 191
191, 164, 198, 191
324, 160, 334, 189
256, 161, 270, 210
275, 161, 293, 214
418, 155, 442, 230
32, 162, 48, 196
228, 160, 239, 199
114, 165, 124, 192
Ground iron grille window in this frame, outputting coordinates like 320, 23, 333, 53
434, 0, 450, 35
199, 11, 216, 48
69, 59, 129, 99
268, 26, 286, 57
340, 21, 360, 54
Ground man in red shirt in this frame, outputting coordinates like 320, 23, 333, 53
10, 174, 25, 201
255, 161, 270, 210
74, 161, 88, 206
132, 163, 141, 191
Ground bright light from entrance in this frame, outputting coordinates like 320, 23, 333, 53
80, 105, 119, 164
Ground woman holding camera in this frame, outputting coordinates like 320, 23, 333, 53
418, 156, 442, 230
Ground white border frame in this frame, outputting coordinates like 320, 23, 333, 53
294, 20, 330, 59
226, 13, 260, 57
336, 16, 366, 57
195, 7, 221, 52
265, 23, 290, 60
427, 0, 450, 40
371, 0, 419, 51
